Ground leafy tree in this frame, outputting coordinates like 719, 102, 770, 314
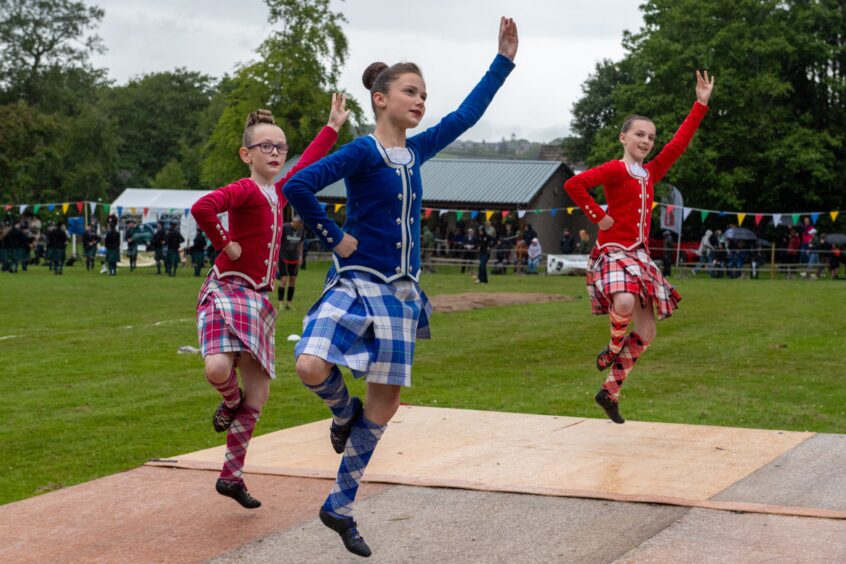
108, 69, 215, 188
567, 0, 846, 212
58, 100, 120, 201
0, 102, 63, 203
201, 0, 364, 188
0, 0, 105, 107
151, 159, 190, 189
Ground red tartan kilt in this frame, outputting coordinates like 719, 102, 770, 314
196, 275, 277, 378
586, 246, 681, 320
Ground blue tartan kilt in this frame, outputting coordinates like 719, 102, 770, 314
295, 269, 432, 387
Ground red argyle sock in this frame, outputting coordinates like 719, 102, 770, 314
608, 306, 632, 355
207, 367, 241, 409
219, 404, 261, 483
603, 332, 649, 401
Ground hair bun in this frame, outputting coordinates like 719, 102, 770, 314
362, 62, 388, 90
246, 109, 275, 128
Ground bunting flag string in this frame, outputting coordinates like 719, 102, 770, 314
0, 198, 844, 234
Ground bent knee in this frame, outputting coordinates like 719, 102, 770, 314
612, 293, 636, 315
204, 356, 232, 383
296, 355, 332, 385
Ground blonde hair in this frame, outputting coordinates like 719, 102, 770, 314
243, 109, 276, 146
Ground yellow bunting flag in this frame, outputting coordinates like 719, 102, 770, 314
130, 207, 136, 215
651, 202, 658, 211
485, 210, 494, 221
737, 213, 746, 225
61, 203, 69, 214
567, 207, 574, 215
334, 203, 345, 212
831, 211, 840, 222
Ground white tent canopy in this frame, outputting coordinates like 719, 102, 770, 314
110, 188, 219, 245
111, 188, 212, 211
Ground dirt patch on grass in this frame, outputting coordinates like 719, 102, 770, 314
429, 292, 579, 313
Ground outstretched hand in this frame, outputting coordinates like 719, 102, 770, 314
695, 70, 715, 106
498, 17, 518, 61
327, 92, 351, 132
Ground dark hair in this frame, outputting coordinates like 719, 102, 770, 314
620, 114, 654, 133
362, 61, 423, 112
243, 109, 276, 146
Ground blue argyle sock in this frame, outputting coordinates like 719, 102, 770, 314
305, 366, 355, 426
322, 415, 386, 518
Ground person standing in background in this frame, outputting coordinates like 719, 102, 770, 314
105, 223, 120, 276
190, 231, 207, 277
165, 223, 185, 277
83, 225, 99, 271
152, 221, 166, 275
126, 220, 139, 272
277, 215, 305, 309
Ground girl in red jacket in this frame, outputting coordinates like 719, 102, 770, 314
564, 71, 714, 424
190, 95, 349, 508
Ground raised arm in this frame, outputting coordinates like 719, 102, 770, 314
410, 17, 518, 162
274, 92, 349, 194
647, 70, 714, 182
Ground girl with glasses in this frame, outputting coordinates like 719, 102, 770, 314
190, 94, 350, 509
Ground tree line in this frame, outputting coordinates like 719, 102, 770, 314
0, 0, 364, 207
3, 0, 845, 216
563, 0, 846, 213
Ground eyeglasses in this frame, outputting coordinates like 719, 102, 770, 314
247, 142, 289, 154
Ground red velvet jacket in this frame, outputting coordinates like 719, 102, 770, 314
564, 102, 708, 254
191, 126, 338, 290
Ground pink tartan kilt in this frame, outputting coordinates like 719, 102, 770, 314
586, 246, 681, 320
196, 276, 277, 378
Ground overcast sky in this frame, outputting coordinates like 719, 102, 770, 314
90, 0, 644, 143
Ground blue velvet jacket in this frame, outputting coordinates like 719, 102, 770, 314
283, 54, 515, 283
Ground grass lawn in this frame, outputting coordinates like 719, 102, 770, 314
2, 260, 845, 505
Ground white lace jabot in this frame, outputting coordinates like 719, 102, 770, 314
626, 162, 647, 178
385, 147, 412, 165
256, 182, 278, 206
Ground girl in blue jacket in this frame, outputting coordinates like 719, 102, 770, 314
284, 17, 518, 557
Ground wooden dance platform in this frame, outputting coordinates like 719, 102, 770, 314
148, 405, 839, 519
3, 406, 846, 563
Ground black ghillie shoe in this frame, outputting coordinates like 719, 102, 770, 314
212, 388, 244, 433
596, 347, 618, 372
595, 389, 625, 424
216, 478, 261, 509
330, 397, 363, 454
319, 508, 372, 557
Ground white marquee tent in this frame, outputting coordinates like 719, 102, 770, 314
110, 188, 218, 244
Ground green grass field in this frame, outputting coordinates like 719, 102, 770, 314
2, 260, 844, 505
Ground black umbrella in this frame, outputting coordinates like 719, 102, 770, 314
724, 227, 757, 241
825, 233, 846, 246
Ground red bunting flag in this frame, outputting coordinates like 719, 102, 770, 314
3, 204, 11, 211
754, 214, 764, 225
75, 201, 84, 213
143, 207, 149, 216
424, 208, 433, 218
502, 210, 510, 218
